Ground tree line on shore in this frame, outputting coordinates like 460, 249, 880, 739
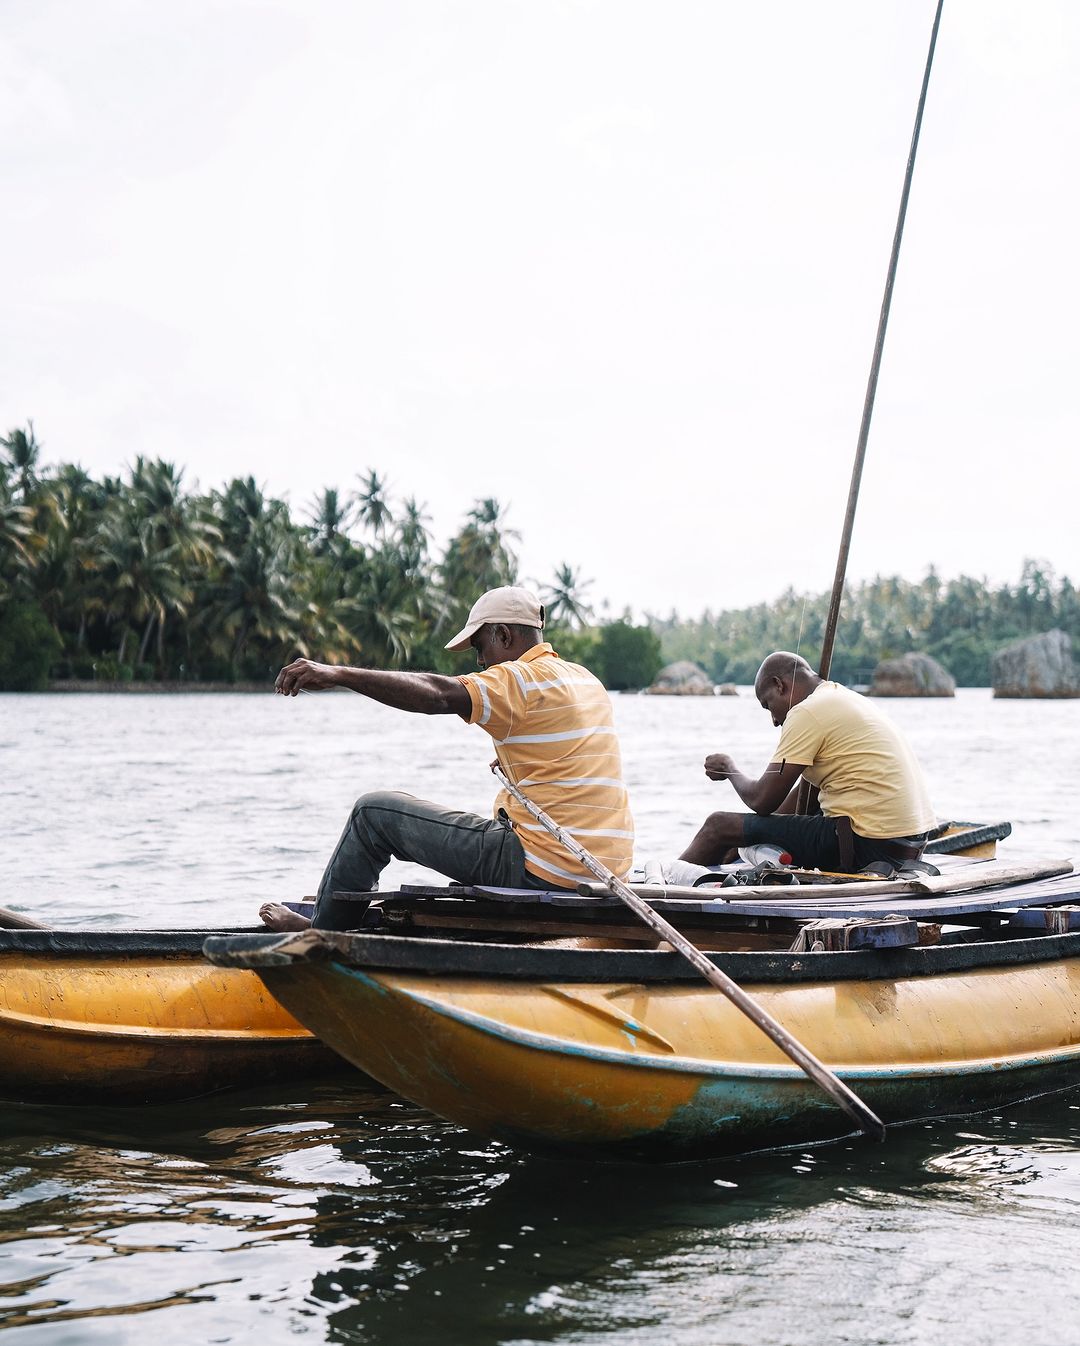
651, 562, 1080, 687
0, 424, 662, 692
2, 424, 1074, 693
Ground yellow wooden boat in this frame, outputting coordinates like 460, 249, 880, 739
0, 929, 346, 1104
205, 858, 1080, 1159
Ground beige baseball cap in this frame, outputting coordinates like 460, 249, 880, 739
444, 586, 545, 651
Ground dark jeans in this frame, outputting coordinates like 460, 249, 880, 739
741, 812, 928, 871
313, 790, 558, 930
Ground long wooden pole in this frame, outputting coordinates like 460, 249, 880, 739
817, 0, 944, 682
493, 766, 886, 1143
797, 0, 945, 818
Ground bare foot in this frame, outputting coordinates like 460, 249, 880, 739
259, 902, 312, 932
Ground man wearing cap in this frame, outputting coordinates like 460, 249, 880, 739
258, 586, 634, 931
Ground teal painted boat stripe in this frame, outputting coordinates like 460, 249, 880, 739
331, 963, 1080, 1085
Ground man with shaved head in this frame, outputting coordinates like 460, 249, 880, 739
678, 651, 936, 874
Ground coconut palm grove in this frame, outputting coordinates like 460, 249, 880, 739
0, 423, 1076, 693
0, 423, 662, 692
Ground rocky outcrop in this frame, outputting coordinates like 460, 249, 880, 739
869, 652, 955, 697
716, 683, 739, 696
648, 661, 715, 696
992, 629, 1080, 699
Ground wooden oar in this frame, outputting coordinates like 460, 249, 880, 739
0, 905, 46, 930
493, 766, 886, 1143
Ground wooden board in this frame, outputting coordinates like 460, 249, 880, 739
574, 859, 1074, 904
391, 868, 1080, 923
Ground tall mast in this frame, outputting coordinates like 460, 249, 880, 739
798, 1, 945, 816
817, 0, 945, 682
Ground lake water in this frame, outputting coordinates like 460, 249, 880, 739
2, 688, 1080, 1344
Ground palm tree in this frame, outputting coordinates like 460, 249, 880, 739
342, 548, 422, 667
96, 503, 193, 667
395, 496, 431, 577
0, 423, 42, 501
307, 487, 356, 557
95, 458, 220, 671
355, 469, 393, 539
437, 497, 520, 632
543, 563, 594, 630
196, 477, 301, 678
27, 470, 105, 648
294, 555, 360, 665
129, 457, 217, 563
0, 472, 32, 601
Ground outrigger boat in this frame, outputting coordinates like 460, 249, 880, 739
203, 827, 1080, 1160
0, 927, 346, 1104
201, 7, 1079, 1160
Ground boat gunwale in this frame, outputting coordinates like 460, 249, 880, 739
0, 929, 266, 957
204, 926, 1080, 984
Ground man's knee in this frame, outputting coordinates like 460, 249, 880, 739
351, 789, 413, 819
347, 791, 441, 860
702, 811, 745, 841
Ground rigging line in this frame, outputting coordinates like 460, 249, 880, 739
788, 590, 810, 720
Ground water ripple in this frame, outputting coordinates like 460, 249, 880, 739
3, 693, 1080, 1342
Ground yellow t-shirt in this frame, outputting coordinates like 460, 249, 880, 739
773, 682, 936, 839
459, 643, 634, 886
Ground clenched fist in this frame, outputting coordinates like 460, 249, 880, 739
704, 753, 737, 781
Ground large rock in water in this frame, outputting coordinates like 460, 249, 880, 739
992, 629, 1080, 699
648, 661, 715, 696
869, 652, 955, 697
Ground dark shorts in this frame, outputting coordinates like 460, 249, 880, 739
741, 813, 927, 872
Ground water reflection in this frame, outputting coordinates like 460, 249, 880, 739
3, 1082, 1080, 1344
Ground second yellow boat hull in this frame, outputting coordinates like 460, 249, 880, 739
0, 933, 347, 1104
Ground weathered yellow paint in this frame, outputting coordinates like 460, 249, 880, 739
258, 956, 1080, 1157
0, 954, 341, 1103
347, 960, 1080, 1069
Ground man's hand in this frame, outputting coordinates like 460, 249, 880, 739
276, 659, 341, 696
702, 752, 803, 814
704, 753, 737, 781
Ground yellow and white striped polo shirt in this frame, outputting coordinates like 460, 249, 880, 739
459, 643, 634, 886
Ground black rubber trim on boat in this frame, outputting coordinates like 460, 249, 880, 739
202, 927, 1080, 986
924, 821, 1012, 854
0, 928, 265, 957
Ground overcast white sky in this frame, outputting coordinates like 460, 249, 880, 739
3, 1, 1077, 617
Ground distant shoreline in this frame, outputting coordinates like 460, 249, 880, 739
46, 679, 272, 694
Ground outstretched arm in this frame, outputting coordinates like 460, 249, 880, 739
276, 658, 472, 717
703, 754, 804, 815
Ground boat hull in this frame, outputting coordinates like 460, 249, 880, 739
223, 929, 1080, 1159
0, 931, 347, 1104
